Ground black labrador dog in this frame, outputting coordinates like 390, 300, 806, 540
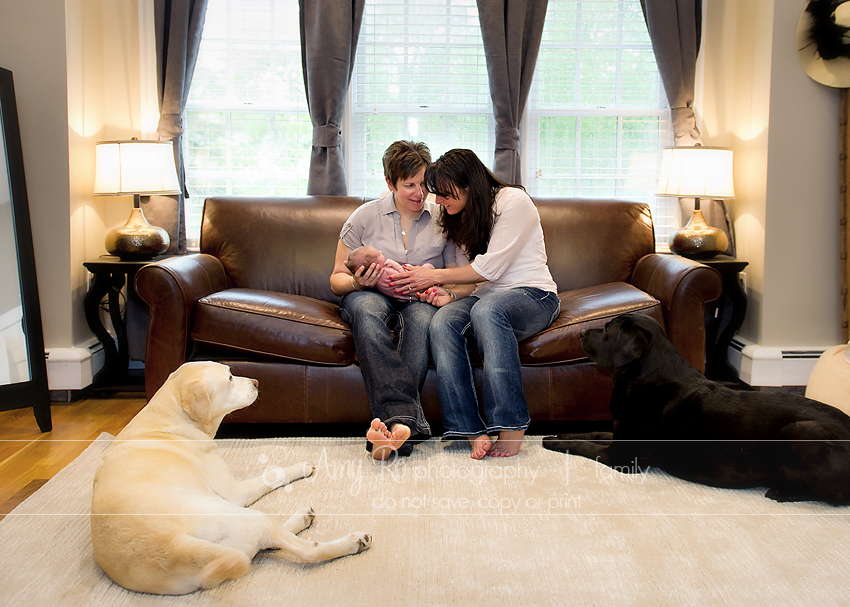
542, 313, 850, 505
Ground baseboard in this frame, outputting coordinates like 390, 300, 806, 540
44, 338, 105, 390
728, 337, 832, 387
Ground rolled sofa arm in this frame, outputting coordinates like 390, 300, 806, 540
631, 253, 723, 372
135, 254, 228, 399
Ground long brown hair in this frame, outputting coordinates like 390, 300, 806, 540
425, 149, 520, 261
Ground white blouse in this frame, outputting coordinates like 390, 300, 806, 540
464, 187, 558, 298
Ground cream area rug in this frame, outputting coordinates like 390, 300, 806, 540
2, 434, 850, 606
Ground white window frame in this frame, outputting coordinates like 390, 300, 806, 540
183, 0, 675, 247
346, 0, 494, 197
523, 0, 675, 246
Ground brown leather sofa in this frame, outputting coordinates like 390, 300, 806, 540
135, 196, 722, 426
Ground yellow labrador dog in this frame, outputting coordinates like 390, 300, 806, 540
91, 361, 371, 595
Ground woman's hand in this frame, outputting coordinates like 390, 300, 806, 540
417, 286, 454, 308
390, 264, 438, 295
376, 267, 410, 300
352, 262, 381, 290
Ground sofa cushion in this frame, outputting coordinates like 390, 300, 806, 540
191, 289, 354, 365
519, 282, 662, 364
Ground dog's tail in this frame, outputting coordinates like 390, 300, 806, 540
161, 535, 253, 594
198, 547, 252, 590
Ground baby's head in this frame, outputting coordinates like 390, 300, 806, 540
346, 246, 386, 273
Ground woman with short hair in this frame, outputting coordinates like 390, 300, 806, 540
330, 141, 454, 460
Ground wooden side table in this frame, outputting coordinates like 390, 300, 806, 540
700, 254, 749, 383
83, 255, 170, 389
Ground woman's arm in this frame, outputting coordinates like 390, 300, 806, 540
329, 239, 382, 296
414, 261, 477, 307
417, 282, 477, 307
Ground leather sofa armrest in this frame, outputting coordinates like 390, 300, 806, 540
135, 254, 228, 399
631, 253, 723, 372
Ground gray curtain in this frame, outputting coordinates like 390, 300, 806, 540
640, 0, 702, 147
145, 0, 208, 255
641, 0, 734, 254
299, 0, 365, 195
477, 0, 549, 184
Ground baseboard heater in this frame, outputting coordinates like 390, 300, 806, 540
45, 339, 105, 391
728, 338, 827, 387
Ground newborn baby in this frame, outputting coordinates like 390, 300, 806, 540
346, 245, 433, 301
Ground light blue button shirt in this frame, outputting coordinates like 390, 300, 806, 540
339, 193, 455, 269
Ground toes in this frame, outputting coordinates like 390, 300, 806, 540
369, 418, 389, 435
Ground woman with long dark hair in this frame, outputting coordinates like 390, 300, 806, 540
392, 149, 560, 458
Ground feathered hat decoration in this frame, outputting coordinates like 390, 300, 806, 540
798, 0, 850, 87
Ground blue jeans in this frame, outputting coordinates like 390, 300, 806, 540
340, 290, 435, 438
429, 287, 560, 437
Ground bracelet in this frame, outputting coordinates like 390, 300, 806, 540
350, 275, 360, 292
447, 289, 457, 302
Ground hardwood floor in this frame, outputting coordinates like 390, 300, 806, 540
0, 393, 146, 520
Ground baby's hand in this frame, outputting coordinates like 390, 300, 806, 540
417, 287, 454, 308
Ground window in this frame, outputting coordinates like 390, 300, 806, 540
184, 0, 672, 247
526, 0, 673, 243
183, 0, 310, 248
348, 0, 493, 196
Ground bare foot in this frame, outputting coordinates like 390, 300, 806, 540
366, 418, 411, 461
487, 430, 524, 457
467, 435, 492, 460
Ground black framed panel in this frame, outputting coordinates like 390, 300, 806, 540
0, 66, 51, 431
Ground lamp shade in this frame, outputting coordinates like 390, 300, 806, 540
656, 146, 735, 199
93, 140, 180, 196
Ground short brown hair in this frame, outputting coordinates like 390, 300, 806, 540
382, 141, 431, 187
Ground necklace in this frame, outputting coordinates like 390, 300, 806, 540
402, 230, 407, 236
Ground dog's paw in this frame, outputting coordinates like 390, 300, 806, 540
765, 487, 805, 503
266, 462, 314, 489
295, 506, 316, 530
542, 435, 577, 453
293, 462, 315, 480
349, 532, 371, 554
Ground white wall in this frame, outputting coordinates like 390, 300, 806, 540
0, 0, 153, 390
0, 0, 74, 350
702, 0, 843, 355
0, 0, 844, 387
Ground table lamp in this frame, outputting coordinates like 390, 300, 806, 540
656, 146, 735, 258
93, 138, 180, 260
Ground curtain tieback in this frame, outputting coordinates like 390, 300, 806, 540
157, 113, 184, 139
670, 107, 702, 146
312, 124, 342, 148
495, 125, 520, 151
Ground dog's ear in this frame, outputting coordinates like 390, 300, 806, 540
180, 380, 213, 426
613, 324, 650, 368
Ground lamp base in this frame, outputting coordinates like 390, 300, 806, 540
105, 207, 170, 261
669, 209, 728, 259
